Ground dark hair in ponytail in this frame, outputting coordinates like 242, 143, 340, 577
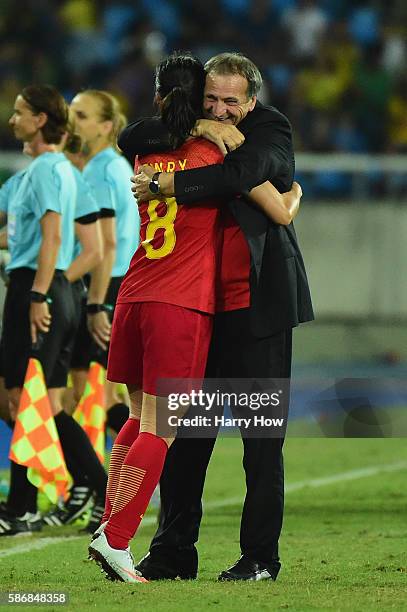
155, 52, 205, 149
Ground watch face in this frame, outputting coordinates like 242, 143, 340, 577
149, 180, 159, 194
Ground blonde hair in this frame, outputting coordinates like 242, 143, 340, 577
81, 89, 127, 151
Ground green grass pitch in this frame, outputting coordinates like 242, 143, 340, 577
0, 437, 406, 611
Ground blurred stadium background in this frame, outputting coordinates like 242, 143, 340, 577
0, 4, 406, 606
1, 0, 407, 465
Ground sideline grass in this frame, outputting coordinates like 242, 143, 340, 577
0, 438, 406, 611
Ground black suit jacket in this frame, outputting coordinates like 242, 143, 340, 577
119, 102, 314, 337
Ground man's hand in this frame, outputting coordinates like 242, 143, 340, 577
87, 310, 111, 350
29, 301, 51, 344
192, 119, 245, 155
282, 181, 302, 221
292, 181, 302, 197
131, 164, 155, 201
131, 164, 174, 201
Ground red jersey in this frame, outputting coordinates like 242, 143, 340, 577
216, 206, 251, 312
117, 138, 223, 314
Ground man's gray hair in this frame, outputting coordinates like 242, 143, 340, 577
204, 52, 262, 98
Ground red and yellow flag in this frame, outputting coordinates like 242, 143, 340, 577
73, 361, 106, 464
9, 358, 70, 503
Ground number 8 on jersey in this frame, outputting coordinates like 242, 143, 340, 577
142, 197, 178, 259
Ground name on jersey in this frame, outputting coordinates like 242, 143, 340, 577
148, 160, 188, 173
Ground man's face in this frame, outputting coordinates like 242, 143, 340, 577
9, 95, 41, 141
203, 72, 256, 125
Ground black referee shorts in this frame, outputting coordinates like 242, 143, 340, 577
1, 267, 77, 389
70, 275, 123, 370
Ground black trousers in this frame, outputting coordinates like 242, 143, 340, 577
2, 268, 76, 389
70, 276, 123, 370
150, 308, 292, 566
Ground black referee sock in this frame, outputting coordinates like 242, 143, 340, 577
25, 473, 38, 514
4, 421, 37, 515
106, 402, 129, 434
54, 411, 107, 499
60, 450, 89, 489
7, 461, 38, 516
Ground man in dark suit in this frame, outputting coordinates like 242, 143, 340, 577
119, 52, 314, 581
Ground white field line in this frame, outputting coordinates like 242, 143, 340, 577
0, 536, 81, 559
1, 460, 406, 560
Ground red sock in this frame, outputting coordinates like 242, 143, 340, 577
104, 432, 168, 549
101, 417, 140, 525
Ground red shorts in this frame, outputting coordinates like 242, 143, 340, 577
107, 302, 213, 395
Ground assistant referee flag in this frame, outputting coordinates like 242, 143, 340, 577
9, 358, 70, 503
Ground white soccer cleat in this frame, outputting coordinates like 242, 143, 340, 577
88, 532, 148, 583
90, 520, 108, 542
87, 520, 108, 560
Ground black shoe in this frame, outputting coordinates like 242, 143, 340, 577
135, 548, 198, 580
218, 555, 280, 581
0, 512, 43, 536
81, 500, 105, 535
43, 486, 93, 526
0, 502, 14, 520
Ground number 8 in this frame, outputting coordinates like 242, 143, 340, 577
142, 197, 178, 260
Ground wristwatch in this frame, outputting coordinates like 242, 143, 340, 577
30, 290, 47, 303
148, 172, 161, 195
86, 303, 106, 314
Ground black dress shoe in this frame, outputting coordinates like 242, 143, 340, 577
218, 555, 280, 581
135, 548, 198, 580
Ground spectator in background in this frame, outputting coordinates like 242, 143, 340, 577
294, 53, 348, 114
348, 0, 380, 48
323, 21, 360, 87
102, 2, 138, 66
140, 0, 180, 47
352, 42, 393, 152
282, 0, 329, 63
332, 112, 367, 154
59, 0, 107, 79
388, 76, 407, 153
382, 25, 406, 77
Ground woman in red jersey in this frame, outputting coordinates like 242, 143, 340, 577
89, 52, 301, 583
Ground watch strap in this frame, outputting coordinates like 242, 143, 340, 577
86, 303, 106, 314
30, 290, 47, 303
